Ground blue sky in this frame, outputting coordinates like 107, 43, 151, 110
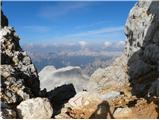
3, 1, 136, 45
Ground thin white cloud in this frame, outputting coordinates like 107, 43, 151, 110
78, 41, 87, 48
115, 40, 125, 48
70, 26, 123, 37
104, 41, 112, 48
75, 20, 110, 30
22, 25, 51, 33
44, 26, 124, 44
38, 2, 89, 19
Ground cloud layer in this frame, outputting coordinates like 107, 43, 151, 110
39, 2, 89, 19
71, 26, 123, 37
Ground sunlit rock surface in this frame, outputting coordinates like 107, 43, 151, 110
39, 66, 89, 92
17, 97, 53, 119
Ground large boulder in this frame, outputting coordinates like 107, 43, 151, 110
17, 97, 53, 119
39, 66, 89, 92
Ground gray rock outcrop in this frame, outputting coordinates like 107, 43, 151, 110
0, 6, 40, 118
39, 66, 89, 92
89, 0, 159, 98
89, 54, 129, 95
124, 0, 159, 96
17, 97, 53, 119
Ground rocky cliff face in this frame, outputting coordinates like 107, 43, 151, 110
0, 9, 40, 118
124, 1, 159, 97
90, 0, 159, 98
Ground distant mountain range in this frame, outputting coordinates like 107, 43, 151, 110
22, 42, 124, 75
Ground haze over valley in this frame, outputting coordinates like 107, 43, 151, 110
23, 41, 124, 75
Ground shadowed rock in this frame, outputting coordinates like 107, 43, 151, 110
125, 1, 159, 97
1, 10, 8, 28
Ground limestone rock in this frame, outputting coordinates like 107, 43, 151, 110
55, 90, 158, 119
0, 14, 40, 101
39, 66, 89, 92
85, 1, 159, 119
17, 97, 53, 119
38, 66, 56, 78
131, 98, 158, 119
100, 91, 121, 100
89, 54, 130, 94
89, 0, 159, 98
0, 108, 17, 119
55, 92, 112, 119
124, 0, 159, 96
113, 107, 132, 118
1, 7, 40, 118
0, 102, 17, 119
0, 26, 40, 97
112, 98, 158, 119
68, 91, 101, 109
1, 65, 32, 104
